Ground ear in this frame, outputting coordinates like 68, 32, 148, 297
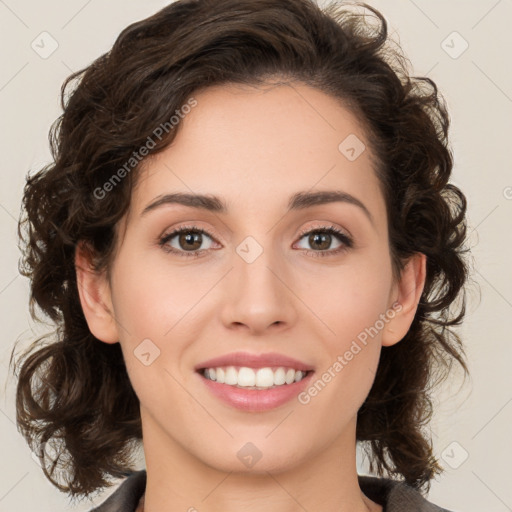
75, 241, 119, 344
381, 252, 427, 347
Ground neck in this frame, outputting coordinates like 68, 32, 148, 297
139, 409, 381, 512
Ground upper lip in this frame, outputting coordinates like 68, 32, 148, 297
194, 351, 315, 372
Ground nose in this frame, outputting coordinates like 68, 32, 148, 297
219, 245, 298, 335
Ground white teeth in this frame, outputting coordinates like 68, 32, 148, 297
285, 368, 296, 384
256, 368, 274, 387
238, 367, 256, 386
202, 366, 309, 389
274, 367, 285, 385
224, 366, 238, 385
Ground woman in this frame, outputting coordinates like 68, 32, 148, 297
10, 0, 470, 511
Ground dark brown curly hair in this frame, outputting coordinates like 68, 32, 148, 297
10, 0, 472, 501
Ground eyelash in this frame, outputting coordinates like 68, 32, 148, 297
158, 224, 353, 259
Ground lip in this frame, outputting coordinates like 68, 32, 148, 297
194, 351, 315, 372
197, 370, 315, 412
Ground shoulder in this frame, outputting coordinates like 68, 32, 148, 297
88, 470, 146, 512
358, 474, 455, 512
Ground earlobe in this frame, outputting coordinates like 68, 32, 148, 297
382, 252, 427, 347
75, 241, 119, 344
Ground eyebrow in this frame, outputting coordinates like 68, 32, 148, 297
141, 190, 374, 226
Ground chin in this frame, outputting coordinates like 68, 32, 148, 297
194, 438, 308, 475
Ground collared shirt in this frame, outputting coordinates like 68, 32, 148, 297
89, 470, 454, 511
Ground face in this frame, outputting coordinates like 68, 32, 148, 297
77, 81, 425, 476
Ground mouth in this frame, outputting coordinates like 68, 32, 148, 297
195, 365, 316, 412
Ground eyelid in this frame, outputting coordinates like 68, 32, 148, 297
296, 223, 352, 242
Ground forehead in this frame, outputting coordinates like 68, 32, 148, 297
127, 82, 385, 226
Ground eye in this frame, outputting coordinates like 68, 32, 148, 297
158, 224, 353, 258
294, 225, 353, 257
158, 224, 217, 258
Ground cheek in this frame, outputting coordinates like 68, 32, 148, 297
109, 254, 213, 396
110, 250, 208, 340
306, 256, 392, 413
300, 269, 390, 426
310, 258, 393, 345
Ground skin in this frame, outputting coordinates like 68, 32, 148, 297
76, 81, 426, 512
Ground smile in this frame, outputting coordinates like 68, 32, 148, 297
197, 366, 315, 412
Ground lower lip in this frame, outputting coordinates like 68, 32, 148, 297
197, 371, 315, 412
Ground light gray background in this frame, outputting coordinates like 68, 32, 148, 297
1, 1, 511, 511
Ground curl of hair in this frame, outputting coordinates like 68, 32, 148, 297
10, 0, 471, 499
